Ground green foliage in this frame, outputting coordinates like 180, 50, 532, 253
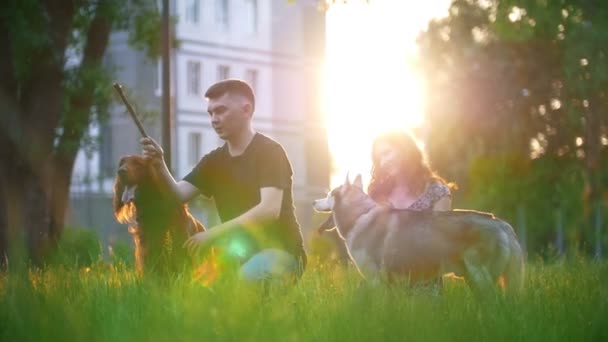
418, 0, 607, 254
0, 260, 607, 341
1, 0, 51, 84
466, 153, 586, 252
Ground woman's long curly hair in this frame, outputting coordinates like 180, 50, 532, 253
368, 131, 453, 202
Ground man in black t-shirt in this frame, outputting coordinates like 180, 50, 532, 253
141, 79, 306, 281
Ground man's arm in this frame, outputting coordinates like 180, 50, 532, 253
155, 159, 201, 203
222, 187, 283, 226
184, 187, 283, 252
141, 137, 201, 203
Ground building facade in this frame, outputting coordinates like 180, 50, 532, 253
68, 0, 330, 248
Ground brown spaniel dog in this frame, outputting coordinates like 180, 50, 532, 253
113, 155, 205, 275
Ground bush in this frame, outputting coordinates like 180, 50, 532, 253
48, 227, 102, 268
108, 239, 134, 266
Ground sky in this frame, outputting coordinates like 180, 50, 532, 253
323, 0, 451, 187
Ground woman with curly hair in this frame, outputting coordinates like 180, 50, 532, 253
368, 131, 454, 211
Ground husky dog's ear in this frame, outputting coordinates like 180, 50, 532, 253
353, 174, 363, 189
344, 172, 351, 187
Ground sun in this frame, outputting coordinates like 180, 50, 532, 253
323, 0, 450, 188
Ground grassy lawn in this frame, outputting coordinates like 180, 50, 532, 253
1, 258, 607, 341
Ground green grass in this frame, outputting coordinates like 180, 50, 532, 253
1, 258, 607, 341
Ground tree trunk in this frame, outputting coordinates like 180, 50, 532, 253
0, 151, 65, 267
0, 85, 24, 269
49, 150, 79, 244
0, 157, 28, 269
0, 168, 7, 270
22, 170, 52, 266
0, 137, 87, 267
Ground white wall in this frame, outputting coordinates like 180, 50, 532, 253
175, 48, 273, 120
175, 0, 272, 50
174, 0, 277, 178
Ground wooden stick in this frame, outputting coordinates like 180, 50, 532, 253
112, 83, 149, 138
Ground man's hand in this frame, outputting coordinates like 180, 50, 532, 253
184, 230, 217, 255
140, 137, 164, 165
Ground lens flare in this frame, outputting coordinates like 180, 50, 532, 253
191, 226, 259, 286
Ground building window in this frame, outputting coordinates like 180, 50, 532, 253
186, 61, 201, 96
185, 0, 200, 24
215, 0, 229, 31
217, 65, 230, 81
245, 68, 258, 92
244, 0, 258, 34
188, 132, 202, 166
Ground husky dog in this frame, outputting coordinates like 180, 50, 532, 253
313, 174, 525, 295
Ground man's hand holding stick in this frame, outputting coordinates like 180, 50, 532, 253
113, 82, 164, 162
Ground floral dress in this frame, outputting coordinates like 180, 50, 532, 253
406, 181, 451, 211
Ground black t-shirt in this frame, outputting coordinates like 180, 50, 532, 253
183, 133, 306, 264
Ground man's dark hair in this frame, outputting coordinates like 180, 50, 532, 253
205, 79, 255, 111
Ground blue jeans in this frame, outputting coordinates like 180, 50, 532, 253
239, 248, 301, 282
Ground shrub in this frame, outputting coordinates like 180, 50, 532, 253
48, 227, 102, 268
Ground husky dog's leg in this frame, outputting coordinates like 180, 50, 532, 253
463, 249, 495, 298
350, 248, 380, 278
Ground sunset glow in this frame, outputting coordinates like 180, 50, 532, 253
323, 0, 450, 188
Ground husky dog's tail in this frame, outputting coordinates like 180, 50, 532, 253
501, 221, 525, 294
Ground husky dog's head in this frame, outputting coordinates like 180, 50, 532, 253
313, 173, 364, 211
313, 173, 365, 233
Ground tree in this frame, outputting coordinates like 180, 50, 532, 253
418, 0, 607, 253
497, 0, 608, 245
0, 0, 160, 267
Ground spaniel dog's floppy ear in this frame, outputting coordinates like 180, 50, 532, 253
113, 162, 127, 216
113, 156, 141, 225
